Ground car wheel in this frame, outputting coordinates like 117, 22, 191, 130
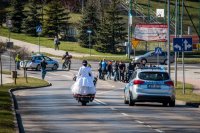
129, 93, 135, 106
36, 65, 41, 71
124, 93, 129, 104
52, 64, 58, 70
164, 59, 168, 65
141, 59, 147, 64
162, 102, 168, 107
169, 100, 175, 107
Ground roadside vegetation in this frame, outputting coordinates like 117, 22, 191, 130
176, 81, 200, 103
0, 77, 49, 133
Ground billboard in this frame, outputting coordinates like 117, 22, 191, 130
134, 24, 168, 42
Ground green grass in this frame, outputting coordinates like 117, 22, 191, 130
2, 70, 11, 75
0, 27, 127, 56
0, 77, 49, 133
176, 81, 200, 103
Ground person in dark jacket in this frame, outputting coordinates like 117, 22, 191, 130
127, 61, 136, 82
41, 59, 47, 80
113, 61, 119, 81
98, 60, 102, 79
119, 61, 126, 82
106, 60, 113, 80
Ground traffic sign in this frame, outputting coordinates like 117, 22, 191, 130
173, 38, 193, 52
36, 25, 42, 33
155, 47, 162, 55
131, 39, 139, 49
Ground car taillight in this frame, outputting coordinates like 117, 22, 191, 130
165, 81, 174, 87
133, 80, 144, 85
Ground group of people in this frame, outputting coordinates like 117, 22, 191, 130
98, 59, 146, 82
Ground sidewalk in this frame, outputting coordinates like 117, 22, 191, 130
171, 67, 200, 94
0, 74, 13, 84
1, 35, 200, 95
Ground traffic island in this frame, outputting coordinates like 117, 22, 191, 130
0, 77, 51, 133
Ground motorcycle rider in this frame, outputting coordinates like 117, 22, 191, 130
71, 60, 96, 96
62, 51, 72, 69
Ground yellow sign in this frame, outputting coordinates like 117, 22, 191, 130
131, 39, 140, 49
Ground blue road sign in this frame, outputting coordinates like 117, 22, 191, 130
36, 25, 42, 33
155, 47, 162, 55
173, 38, 193, 52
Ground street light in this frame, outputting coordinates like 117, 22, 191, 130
87, 30, 92, 56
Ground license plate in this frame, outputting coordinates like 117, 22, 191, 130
147, 84, 161, 89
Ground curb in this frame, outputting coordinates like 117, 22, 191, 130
9, 80, 52, 133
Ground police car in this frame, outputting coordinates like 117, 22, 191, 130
20, 54, 59, 71
124, 66, 175, 107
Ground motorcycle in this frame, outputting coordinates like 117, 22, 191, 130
72, 75, 98, 106
62, 59, 71, 71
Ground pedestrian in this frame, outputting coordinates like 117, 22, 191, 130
138, 60, 146, 68
31, 51, 35, 56
54, 35, 60, 50
106, 60, 113, 80
15, 53, 21, 70
119, 61, 126, 82
127, 61, 136, 82
101, 59, 107, 80
98, 60, 102, 79
113, 61, 119, 81
41, 59, 47, 80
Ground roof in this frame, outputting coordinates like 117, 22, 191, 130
136, 66, 167, 72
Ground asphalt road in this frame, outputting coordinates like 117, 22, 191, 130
1, 54, 200, 132
11, 60, 200, 133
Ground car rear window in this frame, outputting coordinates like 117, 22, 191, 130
138, 72, 169, 81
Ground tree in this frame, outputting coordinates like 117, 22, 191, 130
78, 0, 101, 48
96, 0, 126, 53
0, 1, 9, 27
44, 0, 70, 37
9, 0, 25, 33
23, 0, 41, 36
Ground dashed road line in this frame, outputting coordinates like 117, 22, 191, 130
135, 120, 144, 124
121, 113, 129, 116
110, 107, 117, 111
155, 129, 164, 133
95, 99, 107, 105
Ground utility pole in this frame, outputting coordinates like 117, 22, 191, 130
127, 0, 133, 59
167, 0, 171, 76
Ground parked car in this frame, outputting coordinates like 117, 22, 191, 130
124, 66, 175, 107
132, 51, 174, 65
20, 54, 59, 71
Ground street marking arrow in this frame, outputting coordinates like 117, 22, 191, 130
174, 44, 182, 51
184, 39, 192, 50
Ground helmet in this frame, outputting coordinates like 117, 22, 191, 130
82, 60, 88, 65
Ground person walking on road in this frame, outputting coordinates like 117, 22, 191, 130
15, 53, 21, 70
106, 60, 113, 80
113, 61, 119, 81
127, 61, 136, 82
119, 61, 126, 82
41, 59, 47, 80
101, 59, 107, 80
54, 35, 60, 50
98, 60, 102, 79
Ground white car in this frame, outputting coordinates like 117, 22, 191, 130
124, 67, 175, 107
20, 54, 59, 70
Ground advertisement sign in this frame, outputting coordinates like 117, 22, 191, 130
134, 24, 168, 42
156, 9, 165, 17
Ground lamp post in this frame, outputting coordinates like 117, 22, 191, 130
87, 30, 92, 56
167, 0, 171, 77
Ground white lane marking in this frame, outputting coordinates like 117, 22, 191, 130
95, 99, 107, 105
155, 129, 164, 133
97, 88, 123, 95
94, 101, 101, 105
135, 120, 144, 124
112, 86, 114, 88
146, 125, 151, 128
62, 75, 73, 79
110, 107, 117, 111
121, 113, 129, 116
48, 72, 58, 76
